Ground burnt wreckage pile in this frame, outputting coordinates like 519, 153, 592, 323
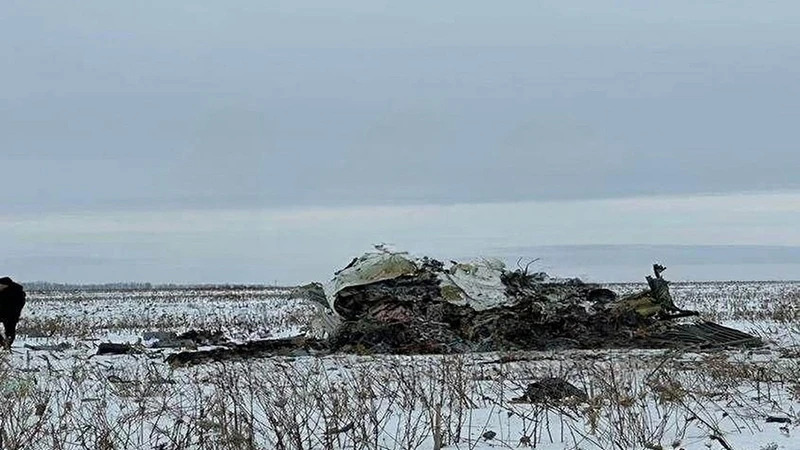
167, 249, 761, 365
318, 251, 760, 354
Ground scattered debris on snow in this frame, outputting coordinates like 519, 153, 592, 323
96, 342, 142, 355
513, 377, 588, 404
166, 248, 763, 364
24, 342, 72, 352
166, 336, 326, 367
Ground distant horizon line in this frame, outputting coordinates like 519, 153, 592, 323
10, 244, 800, 286
20, 279, 800, 290
5, 188, 800, 217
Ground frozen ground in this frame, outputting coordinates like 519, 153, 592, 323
1, 282, 799, 449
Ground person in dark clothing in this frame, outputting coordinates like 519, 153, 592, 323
0, 277, 26, 349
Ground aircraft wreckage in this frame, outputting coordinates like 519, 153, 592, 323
167, 249, 762, 366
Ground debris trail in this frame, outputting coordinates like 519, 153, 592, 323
166, 250, 763, 365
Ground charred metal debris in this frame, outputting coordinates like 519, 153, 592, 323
166, 249, 762, 366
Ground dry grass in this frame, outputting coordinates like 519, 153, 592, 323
1, 283, 798, 449
1, 348, 798, 449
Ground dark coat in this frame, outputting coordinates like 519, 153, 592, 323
0, 277, 26, 348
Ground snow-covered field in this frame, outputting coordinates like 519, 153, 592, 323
1, 282, 799, 449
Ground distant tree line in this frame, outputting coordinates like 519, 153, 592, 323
24, 281, 154, 291
23, 281, 294, 291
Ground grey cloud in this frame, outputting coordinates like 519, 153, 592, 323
2, 2, 800, 214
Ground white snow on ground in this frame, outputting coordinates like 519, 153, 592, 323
1, 282, 799, 449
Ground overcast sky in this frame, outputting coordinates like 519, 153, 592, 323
2, 1, 799, 283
